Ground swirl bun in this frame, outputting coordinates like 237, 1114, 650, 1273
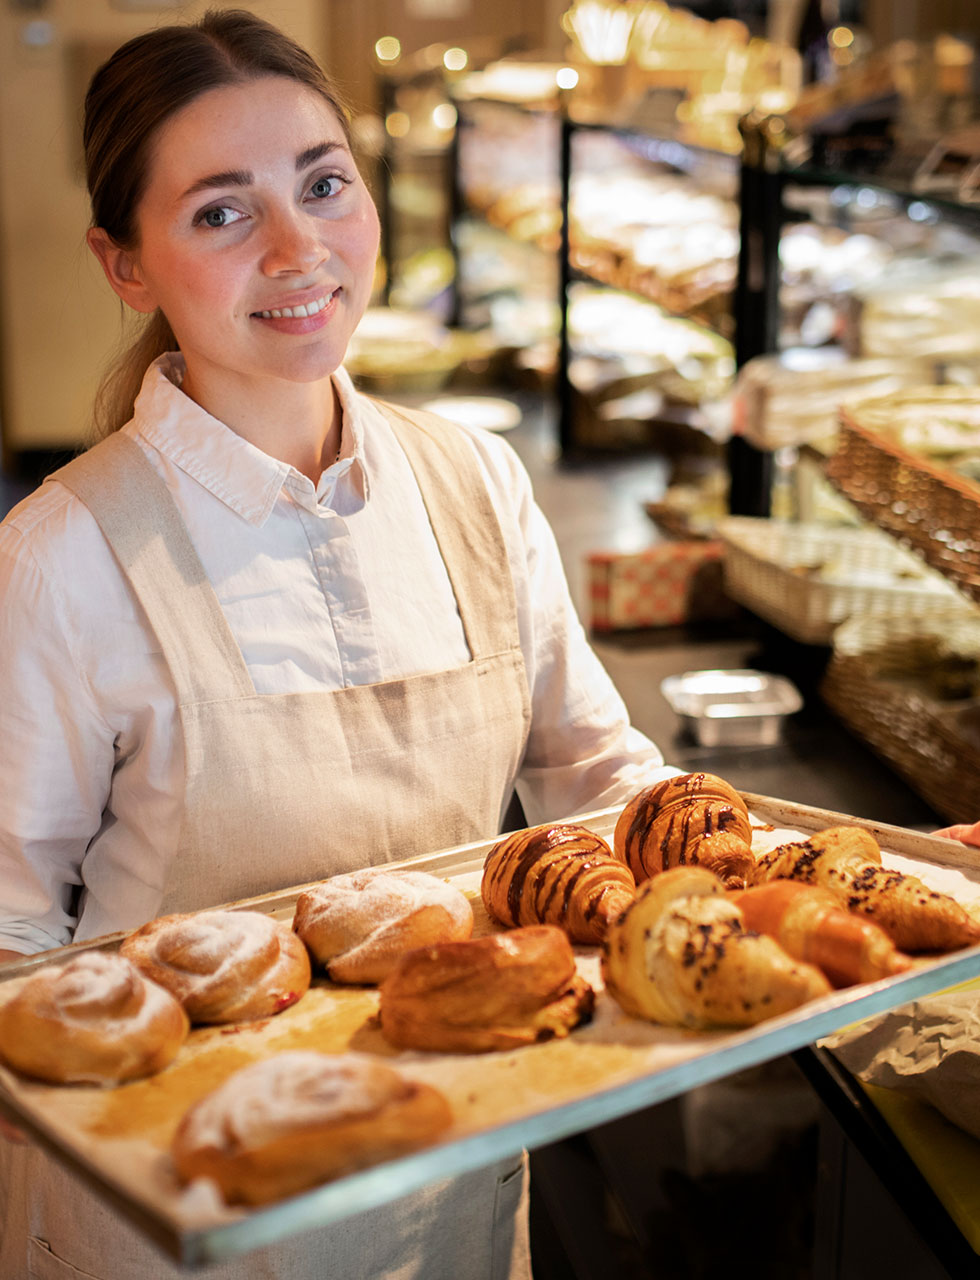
172, 1051, 452, 1205
379, 924, 595, 1053
120, 909, 311, 1024
293, 868, 474, 984
0, 951, 189, 1084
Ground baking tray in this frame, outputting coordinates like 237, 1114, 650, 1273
2, 795, 980, 1269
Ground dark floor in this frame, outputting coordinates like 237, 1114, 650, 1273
0, 393, 953, 1280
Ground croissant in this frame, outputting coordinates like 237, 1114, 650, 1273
753, 826, 980, 954
482, 823, 635, 943
172, 1051, 452, 1205
731, 880, 914, 987
614, 773, 755, 888
0, 951, 189, 1084
121, 909, 311, 1024
601, 866, 831, 1029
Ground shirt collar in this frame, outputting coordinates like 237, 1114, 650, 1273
130, 354, 370, 526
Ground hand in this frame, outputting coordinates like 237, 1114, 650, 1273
932, 822, 980, 848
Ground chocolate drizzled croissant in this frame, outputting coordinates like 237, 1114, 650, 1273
614, 773, 755, 888
482, 823, 635, 944
753, 826, 980, 954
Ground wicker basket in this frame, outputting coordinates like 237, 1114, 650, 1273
821, 607, 980, 824
718, 517, 962, 645
825, 391, 980, 605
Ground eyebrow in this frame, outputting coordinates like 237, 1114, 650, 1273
180, 142, 345, 200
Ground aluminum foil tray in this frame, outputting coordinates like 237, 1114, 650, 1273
661, 668, 804, 746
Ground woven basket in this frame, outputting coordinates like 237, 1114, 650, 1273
825, 392, 980, 605
821, 607, 980, 823
719, 517, 961, 645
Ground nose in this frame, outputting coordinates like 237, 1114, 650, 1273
261, 205, 329, 276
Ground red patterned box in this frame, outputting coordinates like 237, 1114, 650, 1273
587, 540, 736, 631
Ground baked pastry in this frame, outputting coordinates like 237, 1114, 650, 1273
0, 950, 188, 1084
482, 823, 635, 943
120, 909, 311, 1024
601, 866, 831, 1029
731, 880, 913, 988
614, 773, 755, 888
172, 1051, 452, 1205
293, 868, 474, 984
753, 826, 980, 953
378, 924, 595, 1053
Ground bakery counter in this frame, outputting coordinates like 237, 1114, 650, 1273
1, 794, 978, 1268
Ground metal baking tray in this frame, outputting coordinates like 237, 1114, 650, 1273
661, 668, 804, 746
1, 794, 979, 1269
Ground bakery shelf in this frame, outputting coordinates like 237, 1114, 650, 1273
3, 797, 980, 1268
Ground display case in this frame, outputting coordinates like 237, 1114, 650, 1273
450, 78, 740, 457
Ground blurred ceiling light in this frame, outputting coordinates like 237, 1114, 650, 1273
375, 36, 401, 63
556, 66, 579, 89
385, 111, 410, 138
443, 47, 468, 71
432, 102, 458, 130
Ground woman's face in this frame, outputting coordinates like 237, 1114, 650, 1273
106, 76, 380, 404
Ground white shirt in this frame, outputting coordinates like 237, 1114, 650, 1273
0, 355, 675, 955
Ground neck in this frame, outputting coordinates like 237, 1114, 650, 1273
181, 368, 341, 485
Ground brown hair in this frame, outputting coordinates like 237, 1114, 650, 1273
85, 8, 351, 439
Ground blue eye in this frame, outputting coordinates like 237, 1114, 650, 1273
310, 175, 343, 199
197, 205, 244, 229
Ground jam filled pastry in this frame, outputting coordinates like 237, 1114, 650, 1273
293, 868, 473, 984
753, 826, 980, 954
614, 772, 755, 889
0, 950, 189, 1084
120, 908, 311, 1023
732, 880, 914, 987
481, 823, 636, 943
601, 866, 831, 1029
172, 1051, 452, 1205
379, 924, 595, 1053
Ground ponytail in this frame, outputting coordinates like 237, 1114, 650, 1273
90, 311, 176, 441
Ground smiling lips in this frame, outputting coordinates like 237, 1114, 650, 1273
253, 288, 338, 319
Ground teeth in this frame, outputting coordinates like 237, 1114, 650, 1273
256, 294, 332, 320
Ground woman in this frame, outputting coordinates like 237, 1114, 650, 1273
0, 11, 676, 1278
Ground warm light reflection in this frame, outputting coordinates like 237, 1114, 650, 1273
829, 26, 854, 48
556, 66, 579, 89
443, 47, 468, 71
385, 111, 410, 137
432, 102, 457, 130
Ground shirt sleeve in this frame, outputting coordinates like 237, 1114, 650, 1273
0, 520, 114, 954
459, 427, 681, 826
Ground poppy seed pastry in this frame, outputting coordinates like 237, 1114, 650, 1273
0, 950, 189, 1084
292, 868, 474, 984
378, 924, 595, 1053
171, 1051, 452, 1205
120, 908, 311, 1023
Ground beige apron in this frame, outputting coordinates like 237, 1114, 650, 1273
0, 401, 532, 1280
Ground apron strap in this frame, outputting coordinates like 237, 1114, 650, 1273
374, 400, 522, 662
49, 433, 255, 703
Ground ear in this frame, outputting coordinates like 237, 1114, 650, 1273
86, 227, 157, 314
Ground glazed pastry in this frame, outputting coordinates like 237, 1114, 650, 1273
614, 773, 754, 888
753, 826, 980, 953
601, 866, 831, 1029
379, 924, 595, 1053
120, 909, 311, 1024
172, 1051, 452, 1205
481, 823, 636, 943
293, 868, 474, 984
731, 880, 914, 987
0, 951, 188, 1084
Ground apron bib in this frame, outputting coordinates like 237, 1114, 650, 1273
0, 400, 532, 1280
